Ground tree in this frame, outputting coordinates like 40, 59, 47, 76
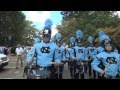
102, 26, 120, 48
0, 11, 42, 47
58, 11, 120, 46
0, 11, 26, 46
21, 20, 41, 46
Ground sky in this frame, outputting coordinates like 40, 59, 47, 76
117, 11, 120, 16
22, 11, 62, 37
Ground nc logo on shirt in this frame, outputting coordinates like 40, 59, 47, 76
41, 46, 50, 53
78, 49, 83, 53
106, 57, 117, 64
59, 50, 62, 53
90, 49, 94, 52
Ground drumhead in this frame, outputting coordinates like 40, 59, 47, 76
35, 68, 51, 79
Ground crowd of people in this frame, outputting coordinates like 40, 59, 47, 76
0, 45, 10, 55
0, 43, 31, 70
23, 19, 120, 79
1, 19, 120, 79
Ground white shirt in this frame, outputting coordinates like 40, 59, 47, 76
15, 47, 23, 55
0, 46, 4, 54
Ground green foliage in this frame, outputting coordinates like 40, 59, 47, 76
21, 20, 42, 46
102, 26, 120, 48
58, 11, 120, 47
0, 11, 26, 46
0, 11, 42, 47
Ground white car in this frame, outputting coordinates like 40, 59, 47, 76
0, 53, 9, 69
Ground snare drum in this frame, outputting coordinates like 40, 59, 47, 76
34, 68, 51, 79
26, 66, 51, 79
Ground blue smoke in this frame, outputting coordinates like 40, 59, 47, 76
44, 19, 53, 29
98, 31, 105, 37
99, 35, 110, 42
70, 37, 76, 43
56, 33, 62, 40
76, 30, 83, 39
51, 36, 55, 42
88, 36, 93, 42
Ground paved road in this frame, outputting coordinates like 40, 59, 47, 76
0, 54, 91, 79
0, 55, 72, 79
0, 55, 25, 79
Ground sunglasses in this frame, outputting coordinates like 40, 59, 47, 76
105, 43, 113, 47
43, 34, 50, 38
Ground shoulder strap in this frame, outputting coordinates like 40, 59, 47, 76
34, 48, 38, 66
73, 48, 76, 57
52, 50, 55, 62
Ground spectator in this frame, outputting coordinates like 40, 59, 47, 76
15, 45, 23, 69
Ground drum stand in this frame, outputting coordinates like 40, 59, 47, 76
58, 66, 60, 79
73, 60, 76, 79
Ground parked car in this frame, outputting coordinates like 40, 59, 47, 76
0, 53, 9, 69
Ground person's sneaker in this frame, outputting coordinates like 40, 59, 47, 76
16, 67, 18, 69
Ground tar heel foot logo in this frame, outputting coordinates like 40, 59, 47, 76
78, 49, 83, 53
106, 57, 117, 64
40, 46, 50, 53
